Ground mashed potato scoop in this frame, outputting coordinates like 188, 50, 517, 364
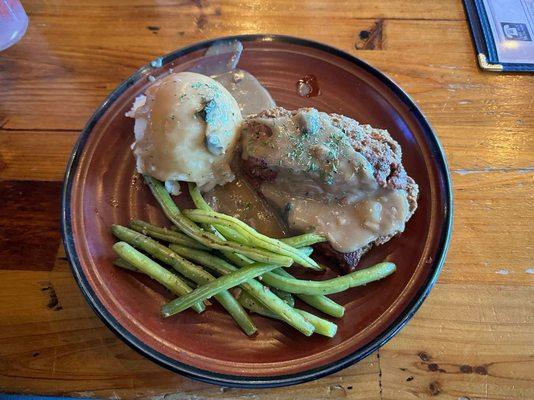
127, 72, 243, 193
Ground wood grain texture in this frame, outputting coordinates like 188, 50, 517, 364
0, 181, 62, 271
380, 283, 534, 400
0, 131, 78, 181
0, 0, 532, 398
443, 171, 534, 286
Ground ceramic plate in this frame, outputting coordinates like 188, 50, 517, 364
61, 34, 452, 388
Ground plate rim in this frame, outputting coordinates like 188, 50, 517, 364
61, 33, 453, 388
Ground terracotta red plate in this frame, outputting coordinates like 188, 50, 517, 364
61, 35, 452, 387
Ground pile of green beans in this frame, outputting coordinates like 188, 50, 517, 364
109, 177, 397, 338
169, 244, 316, 336
113, 242, 205, 314
182, 209, 322, 270
112, 225, 256, 335
222, 248, 346, 318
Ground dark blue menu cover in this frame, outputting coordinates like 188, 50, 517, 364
464, 0, 534, 72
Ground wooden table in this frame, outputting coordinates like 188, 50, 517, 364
1, 1, 533, 398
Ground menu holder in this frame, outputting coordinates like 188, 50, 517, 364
464, 0, 534, 72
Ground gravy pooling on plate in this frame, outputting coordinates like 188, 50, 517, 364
205, 174, 286, 238
213, 69, 276, 117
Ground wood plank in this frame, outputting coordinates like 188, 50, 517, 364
23, 0, 465, 21
0, 181, 62, 271
0, 1, 465, 89
443, 171, 534, 286
362, 21, 534, 171
0, 131, 78, 181
380, 283, 534, 400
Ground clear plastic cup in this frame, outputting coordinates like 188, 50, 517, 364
0, 0, 28, 51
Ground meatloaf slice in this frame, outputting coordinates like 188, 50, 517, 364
240, 107, 419, 274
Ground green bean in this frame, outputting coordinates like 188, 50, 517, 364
272, 269, 345, 318
115, 257, 199, 289
220, 252, 296, 306
292, 309, 336, 337
112, 242, 205, 313
238, 291, 337, 338
221, 249, 345, 318
237, 290, 279, 318
211, 291, 256, 335
129, 220, 209, 250
161, 262, 281, 317
297, 246, 314, 257
260, 263, 396, 295
169, 244, 315, 336
182, 209, 321, 270
208, 222, 249, 244
113, 225, 210, 282
187, 183, 326, 248
144, 176, 292, 267
221, 249, 254, 268
214, 250, 294, 307
280, 233, 326, 248
113, 257, 138, 271
222, 244, 394, 297
112, 225, 256, 335
271, 288, 295, 307
187, 190, 315, 257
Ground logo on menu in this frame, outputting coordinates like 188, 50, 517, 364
501, 22, 532, 41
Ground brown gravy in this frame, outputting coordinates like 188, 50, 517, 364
205, 175, 286, 238
296, 74, 321, 97
213, 69, 275, 117
261, 184, 410, 253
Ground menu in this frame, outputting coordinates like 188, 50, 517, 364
465, 0, 534, 71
